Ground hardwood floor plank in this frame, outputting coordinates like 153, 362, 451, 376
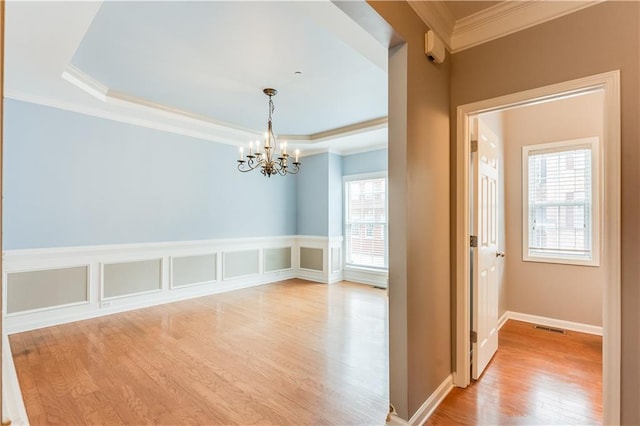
10, 279, 389, 425
427, 319, 602, 426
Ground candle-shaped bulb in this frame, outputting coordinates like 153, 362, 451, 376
239, 147, 244, 160
283, 141, 287, 155
264, 131, 270, 148
295, 149, 300, 163
249, 141, 253, 155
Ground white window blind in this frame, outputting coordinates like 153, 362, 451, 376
523, 138, 599, 265
345, 176, 387, 269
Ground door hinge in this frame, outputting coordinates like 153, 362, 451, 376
470, 235, 478, 247
471, 330, 478, 344
470, 139, 478, 153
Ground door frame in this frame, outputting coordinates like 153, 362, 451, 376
454, 70, 621, 425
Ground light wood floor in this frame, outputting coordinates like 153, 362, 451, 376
10, 280, 603, 426
427, 319, 602, 425
10, 279, 389, 425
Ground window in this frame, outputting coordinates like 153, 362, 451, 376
522, 137, 600, 266
344, 173, 388, 269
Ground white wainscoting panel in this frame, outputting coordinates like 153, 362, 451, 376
3, 236, 298, 334
343, 267, 388, 288
1, 235, 378, 333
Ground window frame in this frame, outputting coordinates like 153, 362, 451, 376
343, 171, 389, 271
522, 137, 601, 267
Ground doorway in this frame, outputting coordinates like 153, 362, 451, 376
454, 71, 621, 425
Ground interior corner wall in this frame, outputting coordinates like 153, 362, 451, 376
296, 152, 329, 236
3, 99, 297, 249
450, 2, 640, 423
328, 152, 343, 238
342, 148, 388, 176
368, 1, 451, 420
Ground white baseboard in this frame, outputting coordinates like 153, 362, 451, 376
343, 267, 388, 288
498, 311, 509, 330
3, 334, 29, 426
387, 374, 453, 426
505, 311, 603, 336
408, 374, 453, 425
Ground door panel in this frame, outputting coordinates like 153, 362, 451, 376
472, 118, 500, 380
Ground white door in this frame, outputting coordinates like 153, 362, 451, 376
471, 118, 501, 380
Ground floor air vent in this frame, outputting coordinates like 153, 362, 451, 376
534, 324, 566, 334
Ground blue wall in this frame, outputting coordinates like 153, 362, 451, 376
295, 153, 329, 236
3, 100, 389, 248
342, 148, 388, 176
328, 153, 343, 237
3, 99, 297, 249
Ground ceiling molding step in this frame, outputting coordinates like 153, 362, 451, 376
450, 0, 604, 53
5, 89, 258, 146
308, 116, 388, 142
407, 1, 454, 50
61, 64, 109, 102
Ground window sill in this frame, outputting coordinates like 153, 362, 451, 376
523, 255, 600, 267
344, 265, 388, 275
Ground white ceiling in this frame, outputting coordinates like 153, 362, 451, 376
7, 1, 600, 155
5, 1, 390, 155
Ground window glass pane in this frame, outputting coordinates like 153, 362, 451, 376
527, 146, 592, 260
345, 177, 387, 268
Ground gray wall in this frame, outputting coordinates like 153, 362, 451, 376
369, 1, 452, 420
450, 2, 640, 422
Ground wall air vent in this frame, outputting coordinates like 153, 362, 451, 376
534, 324, 566, 334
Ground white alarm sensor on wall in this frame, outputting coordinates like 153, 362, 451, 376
425, 30, 446, 64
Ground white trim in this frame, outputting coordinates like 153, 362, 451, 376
408, 374, 453, 425
2, 235, 338, 333
505, 311, 602, 336
222, 249, 260, 281
407, 1, 454, 50
61, 64, 108, 102
100, 257, 164, 301
450, 1, 603, 53
3, 263, 91, 317
343, 267, 388, 288
2, 334, 29, 426
521, 137, 601, 267
498, 311, 509, 331
454, 70, 620, 425
169, 253, 218, 290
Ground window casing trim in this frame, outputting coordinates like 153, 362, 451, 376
343, 171, 388, 271
521, 137, 601, 267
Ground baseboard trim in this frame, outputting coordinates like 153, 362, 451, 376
343, 267, 388, 288
3, 334, 28, 426
498, 311, 509, 331
405, 374, 453, 426
505, 311, 603, 336
387, 374, 453, 426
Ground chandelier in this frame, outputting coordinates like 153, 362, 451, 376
237, 88, 301, 177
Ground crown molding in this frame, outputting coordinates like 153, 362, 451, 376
450, 0, 603, 53
408, 1, 454, 49
10, 65, 389, 152
409, 1, 603, 54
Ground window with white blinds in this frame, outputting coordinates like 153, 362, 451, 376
344, 174, 388, 269
522, 137, 600, 266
